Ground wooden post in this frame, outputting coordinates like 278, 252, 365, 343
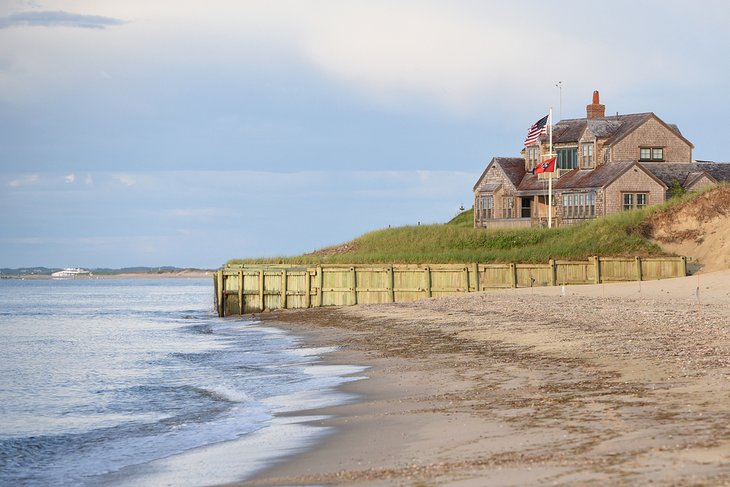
424, 266, 432, 298
635, 256, 643, 281
462, 267, 469, 293
593, 256, 601, 284
238, 270, 244, 315
305, 269, 312, 308
549, 259, 556, 286
220, 271, 226, 317
350, 267, 357, 305
317, 266, 324, 307
213, 272, 218, 316
281, 269, 287, 310
387, 266, 395, 303
471, 263, 479, 292
510, 263, 517, 288
215, 271, 224, 317
258, 270, 265, 312
680, 256, 687, 277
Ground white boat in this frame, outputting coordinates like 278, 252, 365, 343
51, 268, 92, 279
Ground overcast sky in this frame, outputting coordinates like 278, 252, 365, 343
2, 1, 729, 269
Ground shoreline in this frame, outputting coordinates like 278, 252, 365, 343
229, 269, 730, 486
0, 271, 214, 280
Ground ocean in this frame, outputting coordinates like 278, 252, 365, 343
0, 278, 365, 486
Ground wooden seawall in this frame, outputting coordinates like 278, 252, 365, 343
213, 256, 687, 317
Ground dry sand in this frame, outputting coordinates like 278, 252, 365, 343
648, 186, 730, 274
229, 270, 730, 486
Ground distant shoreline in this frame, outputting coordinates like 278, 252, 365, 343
0, 271, 215, 280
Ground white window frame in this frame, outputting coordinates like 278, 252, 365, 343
582, 143, 594, 168
623, 192, 648, 211
562, 191, 596, 219
527, 146, 539, 170
485, 195, 493, 219
640, 147, 664, 161
502, 197, 514, 219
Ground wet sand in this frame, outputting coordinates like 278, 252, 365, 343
231, 270, 730, 486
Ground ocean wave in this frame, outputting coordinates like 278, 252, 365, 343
192, 384, 252, 404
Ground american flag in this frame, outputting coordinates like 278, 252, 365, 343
523, 114, 549, 146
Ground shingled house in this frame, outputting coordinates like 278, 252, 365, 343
473, 91, 728, 228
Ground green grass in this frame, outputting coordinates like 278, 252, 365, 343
446, 207, 474, 227
228, 190, 707, 266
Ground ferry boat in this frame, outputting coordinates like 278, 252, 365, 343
51, 268, 92, 279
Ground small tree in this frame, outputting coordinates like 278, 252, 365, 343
668, 179, 686, 199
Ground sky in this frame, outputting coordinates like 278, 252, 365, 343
2, 1, 729, 269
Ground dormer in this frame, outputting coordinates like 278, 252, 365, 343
524, 145, 544, 173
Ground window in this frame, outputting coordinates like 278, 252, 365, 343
623, 192, 648, 211
557, 147, 578, 170
478, 194, 494, 220
640, 147, 664, 161
582, 143, 594, 168
623, 193, 633, 211
521, 198, 531, 218
585, 193, 596, 217
502, 197, 514, 219
562, 191, 596, 219
527, 146, 539, 170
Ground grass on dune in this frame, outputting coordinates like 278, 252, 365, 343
445, 208, 475, 227
228, 190, 707, 266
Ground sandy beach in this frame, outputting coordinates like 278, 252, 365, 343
231, 270, 730, 486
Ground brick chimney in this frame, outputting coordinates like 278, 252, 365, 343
586, 90, 606, 119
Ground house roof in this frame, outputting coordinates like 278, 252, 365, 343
641, 162, 730, 188
516, 161, 666, 195
497, 157, 527, 187
550, 119, 588, 144
543, 112, 694, 148
472, 157, 524, 191
550, 113, 652, 145
684, 172, 713, 188
480, 182, 503, 192
697, 161, 730, 182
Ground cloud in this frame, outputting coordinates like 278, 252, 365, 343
112, 173, 136, 187
216, 1, 705, 115
64, 173, 75, 184
0, 10, 126, 29
7, 174, 39, 188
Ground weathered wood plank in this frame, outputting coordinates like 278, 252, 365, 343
216, 257, 689, 316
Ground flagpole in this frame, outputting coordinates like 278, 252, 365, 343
548, 107, 553, 229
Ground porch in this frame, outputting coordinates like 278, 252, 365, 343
474, 194, 558, 229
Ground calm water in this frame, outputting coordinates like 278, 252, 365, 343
0, 278, 365, 486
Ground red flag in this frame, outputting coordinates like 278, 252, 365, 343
535, 156, 556, 174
